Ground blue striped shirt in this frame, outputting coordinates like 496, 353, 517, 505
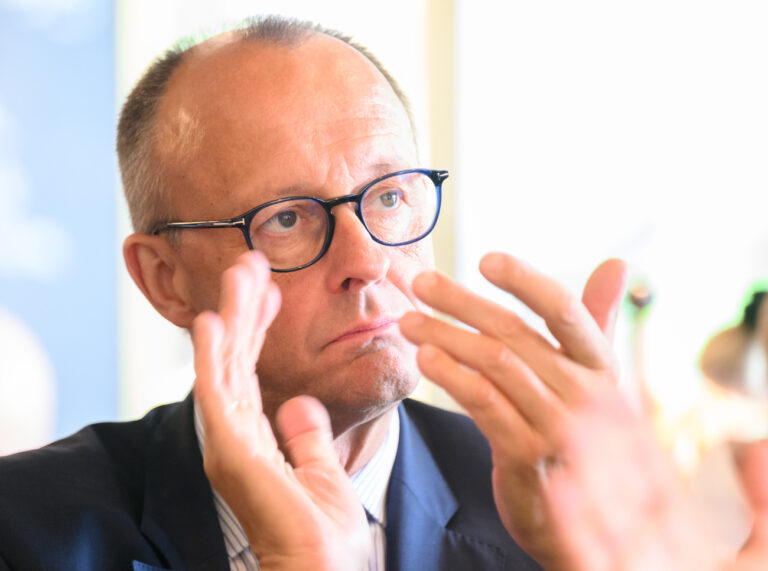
194, 402, 399, 570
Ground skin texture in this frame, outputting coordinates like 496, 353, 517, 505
545, 393, 768, 571
124, 35, 432, 475
398, 254, 629, 569
123, 32, 635, 565
193, 251, 370, 570
122, 28, 768, 571
122, 31, 432, 569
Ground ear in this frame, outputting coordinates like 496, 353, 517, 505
123, 233, 198, 328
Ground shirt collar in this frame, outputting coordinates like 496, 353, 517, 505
193, 399, 400, 560
349, 409, 400, 525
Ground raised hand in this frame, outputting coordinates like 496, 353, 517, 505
731, 440, 768, 570
398, 252, 627, 569
545, 392, 725, 570
193, 251, 370, 571
546, 393, 768, 571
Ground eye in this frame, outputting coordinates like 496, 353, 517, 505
276, 210, 297, 228
367, 188, 404, 212
263, 209, 299, 232
378, 191, 400, 209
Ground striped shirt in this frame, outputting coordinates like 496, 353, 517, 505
194, 402, 400, 571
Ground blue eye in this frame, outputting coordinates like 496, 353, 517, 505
379, 191, 400, 209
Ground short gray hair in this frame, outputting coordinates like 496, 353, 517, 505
116, 15, 416, 234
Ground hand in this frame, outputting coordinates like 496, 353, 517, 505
546, 394, 768, 571
545, 392, 727, 570
193, 251, 370, 571
731, 440, 768, 570
398, 253, 627, 569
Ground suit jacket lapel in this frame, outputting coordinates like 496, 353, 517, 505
385, 402, 506, 571
139, 394, 229, 571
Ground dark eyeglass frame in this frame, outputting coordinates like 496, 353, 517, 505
152, 168, 449, 272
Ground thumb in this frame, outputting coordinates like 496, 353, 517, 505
740, 512, 768, 558
736, 440, 768, 512
277, 395, 339, 470
582, 258, 628, 341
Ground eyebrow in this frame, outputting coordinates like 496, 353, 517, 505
262, 162, 409, 200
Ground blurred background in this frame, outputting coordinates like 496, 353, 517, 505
1, 1, 767, 538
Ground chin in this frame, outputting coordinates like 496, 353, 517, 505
322, 348, 420, 417
259, 342, 419, 427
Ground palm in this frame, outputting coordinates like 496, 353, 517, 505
399, 255, 627, 569
192, 252, 369, 570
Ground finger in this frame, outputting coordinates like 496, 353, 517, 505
218, 258, 257, 391
409, 270, 555, 363
399, 311, 567, 428
277, 396, 338, 470
735, 439, 768, 513
192, 311, 227, 431
219, 251, 271, 385
243, 251, 280, 355
252, 280, 282, 357
581, 258, 628, 341
415, 343, 546, 461
740, 511, 768, 562
410, 273, 611, 402
478, 253, 614, 370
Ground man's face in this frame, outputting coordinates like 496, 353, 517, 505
157, 35, 433, 427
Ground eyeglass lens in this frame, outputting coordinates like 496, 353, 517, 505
249, 171, 438, 271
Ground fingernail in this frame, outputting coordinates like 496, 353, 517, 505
480, 252, 506, 274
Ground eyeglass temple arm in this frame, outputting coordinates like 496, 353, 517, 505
151, 218, 247, 235
432, 170, 450, 184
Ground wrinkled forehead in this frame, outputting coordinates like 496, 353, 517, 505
155, 33, 414, 167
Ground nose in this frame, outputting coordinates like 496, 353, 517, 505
322, 205, 390, 293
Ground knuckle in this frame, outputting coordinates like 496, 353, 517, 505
483, 340, 518, 375
561, 371, 593, 407
517, 433, 549, 465
547, 415, 574, 452
552, 293, 582, 329
468, 377, 498, 411
495, 316, 523, 344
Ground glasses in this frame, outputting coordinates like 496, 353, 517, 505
153, 168, 449, 272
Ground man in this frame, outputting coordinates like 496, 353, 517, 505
0, 16, 626, 570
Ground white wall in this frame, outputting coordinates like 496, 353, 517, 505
117, 0, 768, 426
455, 0, 768, 414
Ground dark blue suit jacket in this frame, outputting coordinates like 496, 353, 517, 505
0, 396, 541, 570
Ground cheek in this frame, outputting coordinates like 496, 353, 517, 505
178, 259, 226, 314
389, 241, 435, 313
397, 238, 435, 267
262, 275, 313, 344
176, 233, 246, 312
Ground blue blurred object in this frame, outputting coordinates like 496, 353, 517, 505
0, 0, 117, 439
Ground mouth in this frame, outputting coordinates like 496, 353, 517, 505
327, 318, 400, 346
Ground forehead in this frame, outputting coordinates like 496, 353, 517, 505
156, 34, 416, 217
